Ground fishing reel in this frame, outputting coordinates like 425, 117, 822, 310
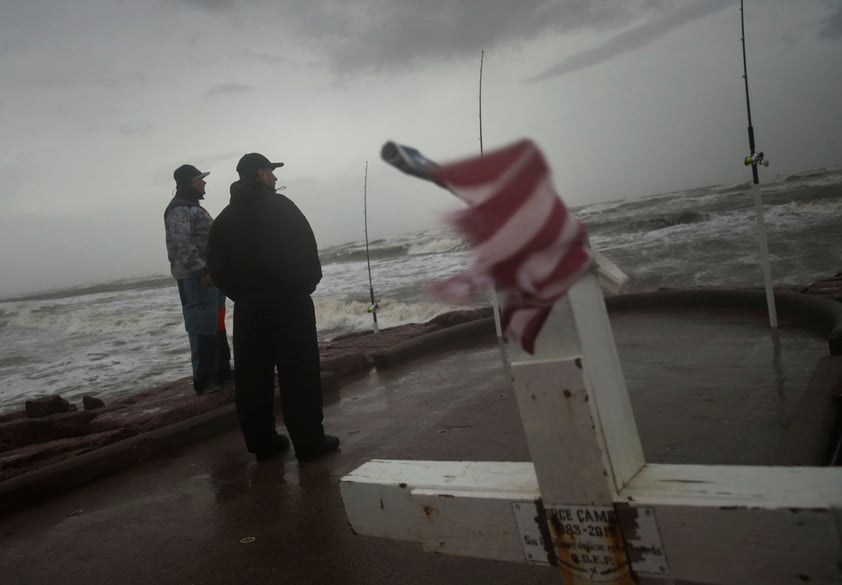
744, 151, 770, 167
367, 301, 379, 314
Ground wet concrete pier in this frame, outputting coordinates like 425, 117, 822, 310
1, 296, 838, 585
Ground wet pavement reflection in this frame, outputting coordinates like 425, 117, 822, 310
0, 308, 830, 584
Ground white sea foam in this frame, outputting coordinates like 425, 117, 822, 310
315, 298, 457, 338
784, 198, 842, 217
407, 237, 464, 255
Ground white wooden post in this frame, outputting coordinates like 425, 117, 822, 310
503, 273, 643, 583
341, 269, 842, 584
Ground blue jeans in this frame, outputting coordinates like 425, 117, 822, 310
177, 277, 231, 392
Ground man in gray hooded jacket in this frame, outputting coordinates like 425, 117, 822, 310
164, 164, 233, 394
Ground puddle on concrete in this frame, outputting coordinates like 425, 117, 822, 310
338, 310, 828, 466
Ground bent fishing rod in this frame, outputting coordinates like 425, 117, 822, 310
363, 161, 379, 333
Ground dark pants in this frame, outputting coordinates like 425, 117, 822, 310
233, 294, 325, 454
177, 278, 232, 393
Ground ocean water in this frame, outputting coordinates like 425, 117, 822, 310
1, 166, 841, 413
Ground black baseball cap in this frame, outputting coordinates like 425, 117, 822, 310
173, 164, 209, 186
236, 153, 284, 178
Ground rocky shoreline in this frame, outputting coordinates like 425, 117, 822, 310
0, 307, 492, 483
2, 272, 841, 486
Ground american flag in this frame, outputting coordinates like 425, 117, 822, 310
425, 140, 594, 354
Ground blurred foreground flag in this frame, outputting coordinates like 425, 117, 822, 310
429, 140, 594, 353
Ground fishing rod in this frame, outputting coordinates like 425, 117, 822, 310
478, 50, 484, 154
740, 0, 777, 328
363, 161, 379, 333
479, 50, 504, 341
740, 0, 769, 179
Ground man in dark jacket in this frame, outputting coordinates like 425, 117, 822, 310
164, 164, 233, 395
206, 153, 339, 462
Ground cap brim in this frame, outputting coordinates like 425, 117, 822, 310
268, 162, 284, 169
196, 171, 210, 179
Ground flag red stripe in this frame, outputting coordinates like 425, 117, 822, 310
433, 140, 532, 192
500, 304, 551, 355
516, 251, 590, 303
440, 145, 549, 245
519, 308, 551, 354
432, 139, 592, 354
487, 198, 569, 290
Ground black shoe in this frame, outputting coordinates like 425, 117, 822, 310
254, 434, 291, 462
215, 368, 235, 385
194, 379, 222, 395
296, 435, 340, 462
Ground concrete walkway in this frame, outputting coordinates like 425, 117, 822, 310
1, 342, 563, 585
0, 302, 837, 585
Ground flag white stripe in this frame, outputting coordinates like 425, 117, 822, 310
432, 139, 591, 353
514, 210, 582, 293
462, 178, 558, 274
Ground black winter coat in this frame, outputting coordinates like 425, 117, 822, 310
207, 180, 322, 304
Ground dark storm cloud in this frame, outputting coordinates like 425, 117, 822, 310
820, 1, 842, 40
173, 0, 668, 72
292, 0, 656, 73
527, 0, 731, 81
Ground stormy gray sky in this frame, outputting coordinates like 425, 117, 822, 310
1, 0, 840, 297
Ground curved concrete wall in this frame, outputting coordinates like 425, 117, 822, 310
371, 289, 842, 466
604, 289, 842, 354
372, 289, 842, 366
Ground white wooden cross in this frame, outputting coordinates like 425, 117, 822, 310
340, 264, 842, 584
